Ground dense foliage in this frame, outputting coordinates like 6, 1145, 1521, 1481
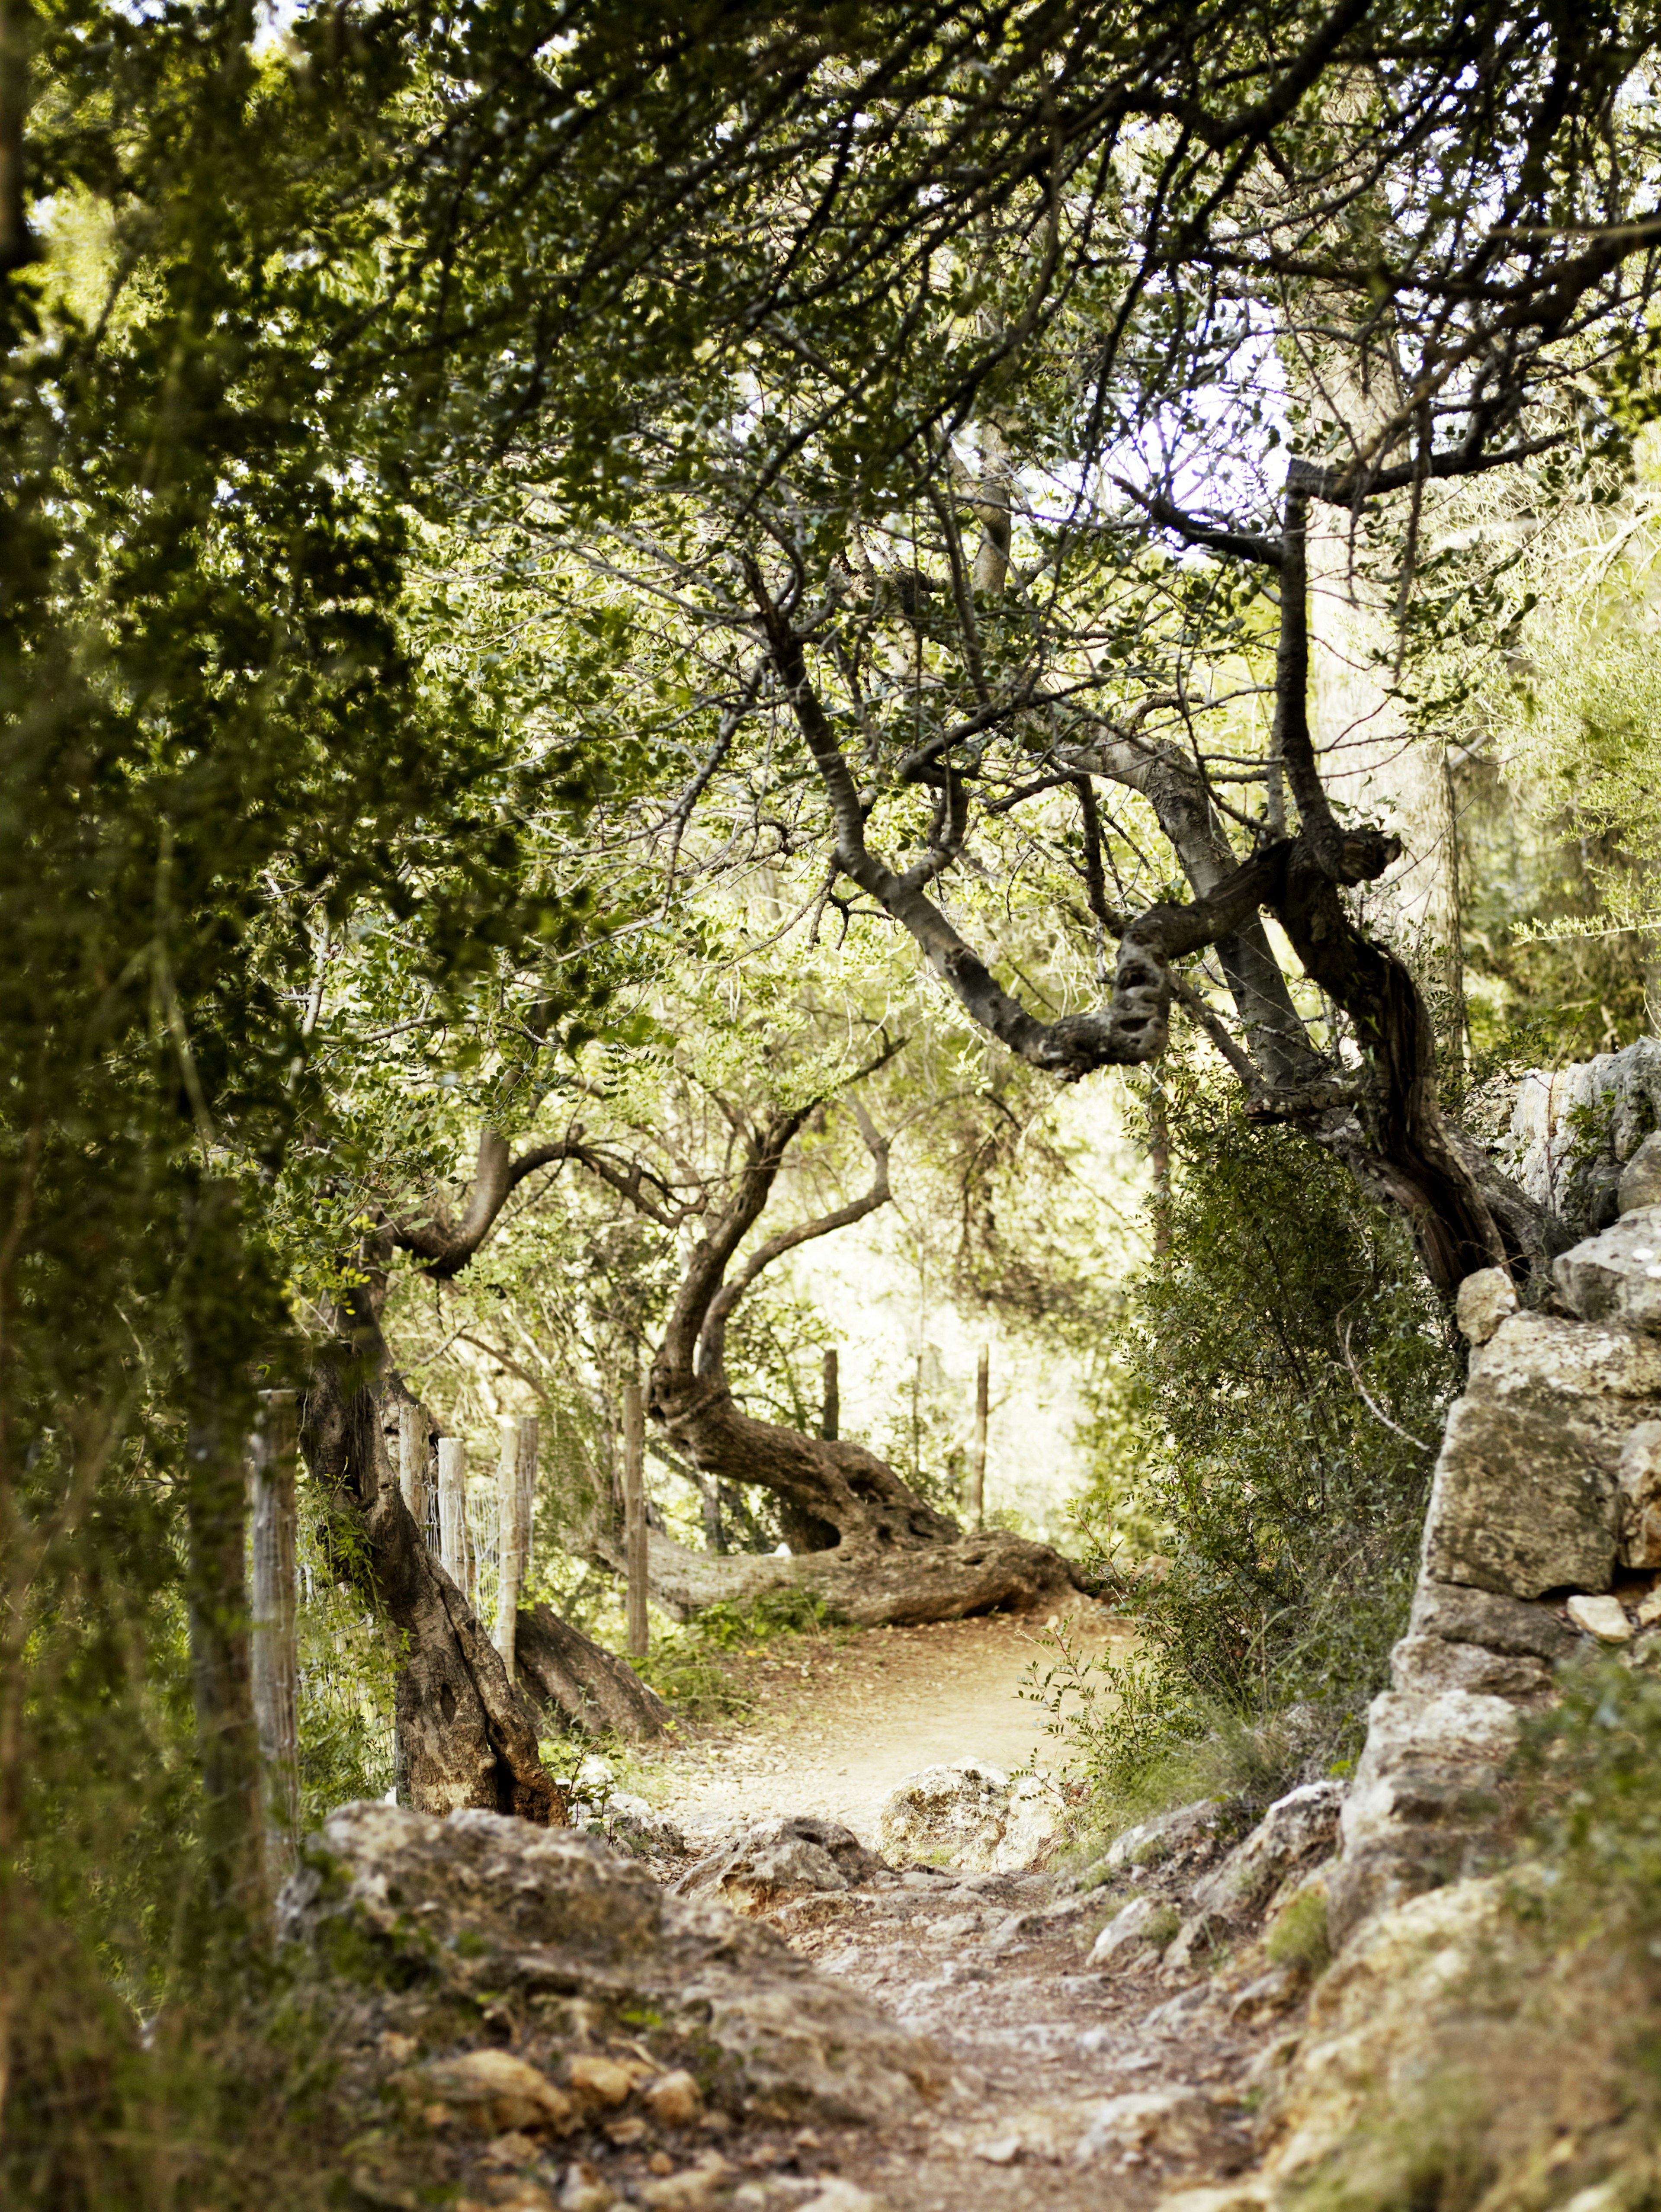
10, 2, 1661, 2201
1030, 1080, 1455, 1818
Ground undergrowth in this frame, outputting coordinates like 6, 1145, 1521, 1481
1050, 1081, 1454, 1848
631, 1588, 848, 1722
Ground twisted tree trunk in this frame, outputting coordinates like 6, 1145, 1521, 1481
513, 1601, 672, 1739
301, 1350, 563, 1825
642, 1099, 1087, 1623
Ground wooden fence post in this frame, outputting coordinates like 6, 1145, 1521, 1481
398, 1398, 429, 1539
821, 1348, 839, 1441
494, 1419, 519, 1671
437, 1436, 470, 1598
967, 1345, 989, 1531
250, 1388, 301, 1877
622, 1380, 648, 1657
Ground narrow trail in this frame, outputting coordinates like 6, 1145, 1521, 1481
653, 1613, 1131, 1843
601, 1612, 1311, 2212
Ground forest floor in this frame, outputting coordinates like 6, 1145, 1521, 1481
542, 1610, 1307, 2212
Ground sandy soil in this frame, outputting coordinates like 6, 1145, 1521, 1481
650, 1608, 1134, 1843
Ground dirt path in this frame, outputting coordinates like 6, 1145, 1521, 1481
347, 1612, 1318, 2212
649, 1611, 1133, 1845
575, 1610, 1306, 2212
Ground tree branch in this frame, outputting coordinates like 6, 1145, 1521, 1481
695, 1102, 893, 1378
388, 1126, 698, 1280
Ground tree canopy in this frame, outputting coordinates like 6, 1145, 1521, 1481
11, 2, 1661, 2198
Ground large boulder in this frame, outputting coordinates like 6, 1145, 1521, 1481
1407, 1579, 1581, 1664
279, 1802, 941, 2127
876, 1759, 1056, 1873
1421, 1395, 1616, 1597
1254, 1876, 1524, 2198
1414, 1309, 1661, 1600
1554, 1205, 1661, 1334
1327, 1689, 1520, 1944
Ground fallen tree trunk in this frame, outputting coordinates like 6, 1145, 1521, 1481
639, 1094, 1089, 1623
605, 1522, 1087, 1627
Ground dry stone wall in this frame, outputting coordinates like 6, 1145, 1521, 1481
1328, 1177, 1661, 1943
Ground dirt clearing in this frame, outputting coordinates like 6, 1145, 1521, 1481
649, 1607, 1133, 1843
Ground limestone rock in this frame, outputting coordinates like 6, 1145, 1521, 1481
673, 1816, 882, 1916
1187, 1784, 1344, 1926
1328, 1689, 1520, 1944
1388, 1634, 1554, 1703
414, 2049, 576, 2134
1102, 1798, 1228, 1873
1408, 1579, 1581, 1663
1508, 1042, 1661, 1231
1616, 1421, 1661, 1568
797, 2186, 884, 2212
1565, 1592, 1632, 1643
1086, 1894, 1177, 1965
1072, 2089, 1212, 2163
642, 2071, 703, 2128
1619, 1131, 1661, 1214
1162, 1911, 1225, 1975
1421, 1394, 1616, 1598
1553, 1205, 1661, 1333
279, 1802, 940, 2125
1256, 1878, 1520, 2195
600, 1792, 686, 1859
876, 1761, 1056, 1874
1455, 1266, 1517, 1346
1468, 1309, 1661, 1404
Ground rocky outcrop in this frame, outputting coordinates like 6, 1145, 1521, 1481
673, 1816, 883, 1915
1507, 1037, 1661, 1238
1186, 1784, 1343, 1928
280, 1802, 942, 2133
1327, 1206, 1661, 1943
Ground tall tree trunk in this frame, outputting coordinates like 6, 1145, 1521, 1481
184, 1390, 267, 1923
180, 1181, 267, 1929
249, 1390, 301, 1876
301, 1353, 562, 1824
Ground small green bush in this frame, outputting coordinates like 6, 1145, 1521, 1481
632, 1587, 844, 1720
1520, 1651, 1661, 1948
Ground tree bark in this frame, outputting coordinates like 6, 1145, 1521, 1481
622, 1382, 648, 1655
595, 1521, 1083, 1626
513, 1601, 672, 1739
301, 1355, 562, 1824
184, 1392, 268, 1922
250, 1390, 301, 1876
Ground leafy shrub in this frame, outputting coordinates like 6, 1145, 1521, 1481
632, 1587, 844, 1719
1519, 1652, 1661, 1951
1059, 1082, 1457, 1819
